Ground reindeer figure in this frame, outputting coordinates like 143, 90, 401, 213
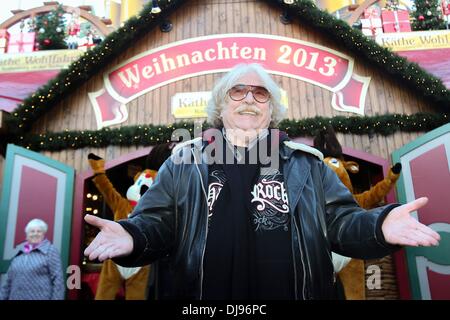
314, 126, 402, 300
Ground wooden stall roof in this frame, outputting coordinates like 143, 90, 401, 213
1, 0, 449, 152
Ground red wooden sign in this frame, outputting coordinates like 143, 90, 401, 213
89, 34, 370, 128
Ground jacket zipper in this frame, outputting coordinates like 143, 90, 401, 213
290, 213, 299, 299
191, 148, 209, 300
284, 156, 307, 300
293, 216, 308, 299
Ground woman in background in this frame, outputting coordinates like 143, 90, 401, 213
0, 218, 65, 300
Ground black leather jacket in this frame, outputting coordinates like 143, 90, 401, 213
116, 138, 399, 299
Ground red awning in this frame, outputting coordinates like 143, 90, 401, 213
397, 48, 450, 89
0, 70, 59, 112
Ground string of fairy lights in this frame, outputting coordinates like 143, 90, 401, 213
85, 192, 100, 215
3, 0, 450, 152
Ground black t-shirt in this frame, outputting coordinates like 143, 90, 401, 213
203, 136, 296, 300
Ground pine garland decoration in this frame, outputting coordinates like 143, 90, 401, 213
3, 0, 450, 153
15, 113, 450, 152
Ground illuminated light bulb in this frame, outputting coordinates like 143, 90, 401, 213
151, 0, 161, 14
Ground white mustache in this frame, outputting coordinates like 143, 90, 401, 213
234, 104, 261, 115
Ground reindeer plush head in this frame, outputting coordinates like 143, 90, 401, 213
314, 126, 358, 193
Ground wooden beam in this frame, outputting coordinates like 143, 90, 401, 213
347, 0, 380, 25
101, 18, 112, 25
0, 5, 112, 36
78, 5, 92, 12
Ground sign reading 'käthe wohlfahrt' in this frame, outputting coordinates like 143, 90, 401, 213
89, 34, 370, 129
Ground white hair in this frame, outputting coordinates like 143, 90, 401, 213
206, 63, 287, 128
25, 219, 48, 234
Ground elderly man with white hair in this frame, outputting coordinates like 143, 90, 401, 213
0, 219, 65, 300
84, 63, 440, 300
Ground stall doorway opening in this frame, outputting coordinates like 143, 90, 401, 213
79, 149, 151, 300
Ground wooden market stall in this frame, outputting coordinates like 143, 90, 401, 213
0, 0, 449, 300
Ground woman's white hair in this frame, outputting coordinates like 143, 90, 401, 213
25, 218, 48, 234
206, 63, 287, 128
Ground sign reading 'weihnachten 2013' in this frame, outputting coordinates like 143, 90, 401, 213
89, 34, 370, 129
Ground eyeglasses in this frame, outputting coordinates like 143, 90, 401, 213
228, 84, 271, 103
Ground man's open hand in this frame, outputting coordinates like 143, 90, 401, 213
84, 214, 133, 261
382, 197, 440, 247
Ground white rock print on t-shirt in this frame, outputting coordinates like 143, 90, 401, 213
251, 170, 290, 232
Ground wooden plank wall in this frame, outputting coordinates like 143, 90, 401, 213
15, 0, 439, 299
31, 0, 433, 173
